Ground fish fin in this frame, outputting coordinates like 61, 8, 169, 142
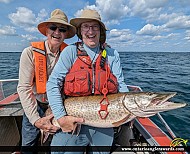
40, 130, 44, 145
76, 124, 81, 137
71, 123, 81, 137
43, 132, 50, 144
185, 139, 188, 143
40, 129, 50, 145
129, 120, 135, 129
71, 123, 77, 138
112, 114, 131, 127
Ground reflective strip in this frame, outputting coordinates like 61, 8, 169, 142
32, 47, 46, 55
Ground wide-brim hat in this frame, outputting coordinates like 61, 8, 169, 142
38, 9, 76, 39
70, 9, 107, 44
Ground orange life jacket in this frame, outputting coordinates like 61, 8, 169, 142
64, 42, 118, 96
32, 41, 67, 94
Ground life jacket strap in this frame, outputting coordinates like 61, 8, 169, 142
98, 64, 110, 119
76, 42, 88, 56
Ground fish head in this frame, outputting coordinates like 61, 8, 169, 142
123, 92, 186, 117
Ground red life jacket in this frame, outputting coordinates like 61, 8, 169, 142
64, 42, 118, 96
32, 41, 67, 94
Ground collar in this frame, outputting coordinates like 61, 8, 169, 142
45, 40, 51, 55
83, 43, 100, 54
45, 40, 60, 57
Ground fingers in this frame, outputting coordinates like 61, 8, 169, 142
57, 116, 84, 133
44, 127, 58, 134
35, 116, 60, 133
43, 124, 60, 134
40, 115, 83, 133
45, 113, 54, 120
74, 117, 84, 123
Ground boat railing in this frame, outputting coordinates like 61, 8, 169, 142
126, 85, 177, 140
0, 79, 19, 100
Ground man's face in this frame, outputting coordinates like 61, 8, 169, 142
80, 21, 100, 48
46, 23, 68, 49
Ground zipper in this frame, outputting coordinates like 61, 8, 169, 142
92, 63, 96, 93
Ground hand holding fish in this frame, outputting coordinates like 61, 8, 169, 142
57, 115, 84, 132
34, 114, 59, 134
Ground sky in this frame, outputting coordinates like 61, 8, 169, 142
1, 0, 190, 52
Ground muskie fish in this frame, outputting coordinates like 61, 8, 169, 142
47, 92, 186, 128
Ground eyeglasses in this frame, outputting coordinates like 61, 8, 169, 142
81, 24, 100, 32
48, 24, 67, 33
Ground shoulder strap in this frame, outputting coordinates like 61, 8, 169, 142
59, 42, 68, 52
76, 42, 88, 56
31, 41, 46, 55
100, 49, 107, 69
32, 41, 47, 94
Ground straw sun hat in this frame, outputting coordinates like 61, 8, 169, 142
70, 9, 107, 44
38, 9, 76, 39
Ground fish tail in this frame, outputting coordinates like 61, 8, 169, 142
43, 132, 50, 144
76, 124, 81, 136
184, 140, 188, 145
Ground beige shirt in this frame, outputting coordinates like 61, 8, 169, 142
17, 41, 60, 125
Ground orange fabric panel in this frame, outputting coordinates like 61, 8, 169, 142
33, 50, 47, 94
138, 118, 185, 154
32, 41, 67, 94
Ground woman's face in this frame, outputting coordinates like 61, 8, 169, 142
80, 21, 100, 48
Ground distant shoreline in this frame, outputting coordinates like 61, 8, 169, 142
0, 51, 22, 53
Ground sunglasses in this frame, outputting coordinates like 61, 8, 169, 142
48, 25, 67, 33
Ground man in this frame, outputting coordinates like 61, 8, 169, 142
46, 9, 128, 154
17, 9, 76, 152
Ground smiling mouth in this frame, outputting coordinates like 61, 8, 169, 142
86, 35, 96, 39
52, 36, 61, 39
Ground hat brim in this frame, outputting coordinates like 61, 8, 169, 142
38, 19, 76, 39
70, 17, 107, 30
70, 17, 107, 43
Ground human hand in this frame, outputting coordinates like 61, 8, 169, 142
34, 114, 60, 134
57, 116, 84, 132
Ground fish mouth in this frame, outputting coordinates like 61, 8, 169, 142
131, 92, 187, 116
144, 101, 187, 113
150, 92, 177, 106
145, 92, 187, 112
